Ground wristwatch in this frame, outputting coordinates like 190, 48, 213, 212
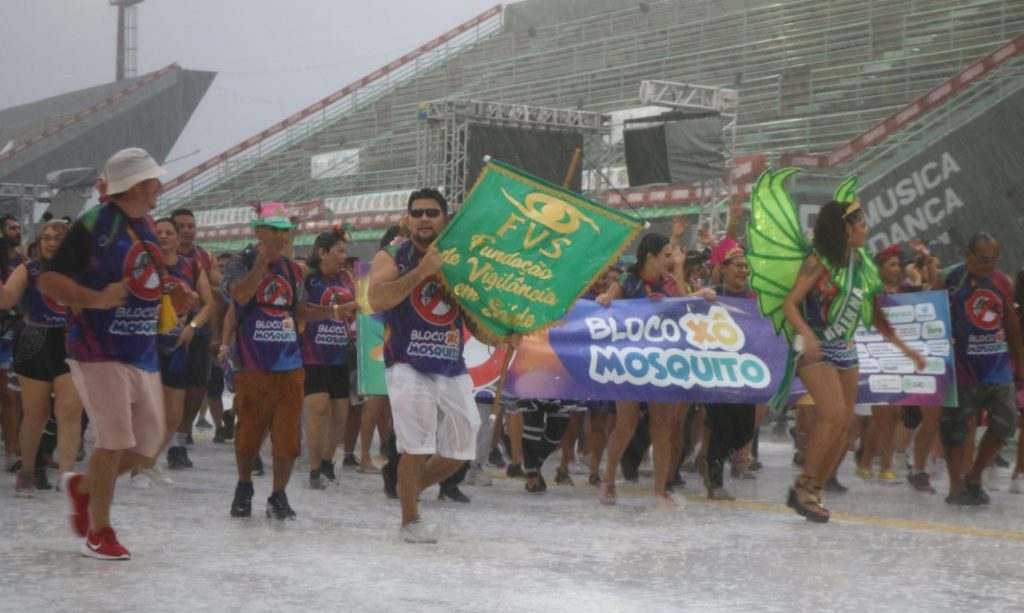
189, 321, 199, 330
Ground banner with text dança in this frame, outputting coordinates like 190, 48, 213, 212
502, 296, 789, 404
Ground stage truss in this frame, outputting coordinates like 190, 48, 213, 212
416, 99, 611, 207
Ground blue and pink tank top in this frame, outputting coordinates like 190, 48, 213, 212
299, 269, 355, 366
382, 241, 466, 376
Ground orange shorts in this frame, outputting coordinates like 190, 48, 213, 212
234, 369, 305, 459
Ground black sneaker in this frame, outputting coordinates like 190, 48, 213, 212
185, 433, 194, 446
382, 463, 398, 500
438, 485, 471, 503
213, 427, 227, 444
309, 470, 326, 490
946, 490, 980, 506
253, 454, 265, 477
222, 411, 235, 441
669, 471, 686, 488
823, 476, 848, 493
34, 466, 53, 490
266, 490, 297, 520
320, 460, 336, 483
230, 481, 254, 517
342, 455, 359, 470
506, 463, 525, 478
166, 446, 183, 470
966, 483, 991, 505
525, 474, 547, 494
487, 448, 506, 468
178, 446, 194, 468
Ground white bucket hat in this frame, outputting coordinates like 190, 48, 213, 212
104, 148, 167, 195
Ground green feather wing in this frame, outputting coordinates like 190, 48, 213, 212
747, 168, 811, 342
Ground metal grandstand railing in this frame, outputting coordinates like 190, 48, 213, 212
179, 0, 1024, 232
158, 5, 502, 211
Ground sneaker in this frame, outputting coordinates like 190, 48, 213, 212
525, 474, 547, 494
320, 459, 336, 483
1009, 474, 1023, 494
309, 470, 326, 490
506, 463, 525, 478
81, 527, 130, 561
994, 453, 1010, 468
15, 470, 34, 497
966, 483, 990, 505
983, 466, 1000, 492
195, 418, 212, 430
178, 446, 193, 468
749, 460, 764, 472
946, 490, 980, 506
907, 471, 936, 494
213, 428, 227, 444
599, 482, 617, 505
877, 469, 903, 484
266, 490, 297, 520
142, 466, 174, 487
382, 462, 398, 499
253, 454, 265, 477
5, 455, 22, 473
129, 471, 151, 489
222, 411, 235, 440
34, 466, 53, 491
438, 485, 471, 503
464, 463, 492, 486
487, 448, 506, 468
62, 473, 90, 536
185, 433, 194, 446
680, 459, 697, 474
823, 476, 848, 493
167, 446, 192, 470
400, 520, 437, 544
669, 472, 686, 488
707, 486, 735, 501
230, 481, 254, 517
856, 466, 875, 480
554, 467, 574, 486
568, 460, 589, 476
342, 455, 359, 470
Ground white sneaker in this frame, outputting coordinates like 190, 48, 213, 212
568, 459, 589, 475
129, 472, 150, 489
984, 466, 1000, 492
142, 466, 174, 487
400, 520, 438, 544
464, 464, 492, 486
1010, 474, 1023, 494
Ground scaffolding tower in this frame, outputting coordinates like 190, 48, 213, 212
416, 99, 611, 207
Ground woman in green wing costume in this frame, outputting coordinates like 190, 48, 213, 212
747, 172, 925, 523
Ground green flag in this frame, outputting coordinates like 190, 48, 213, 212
434, 159, 642, 337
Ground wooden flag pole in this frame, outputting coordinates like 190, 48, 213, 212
489, 148, 583, 416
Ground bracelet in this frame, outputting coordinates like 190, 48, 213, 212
332, 303, 341, 319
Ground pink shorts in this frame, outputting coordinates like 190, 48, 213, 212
68, 360, 165, 458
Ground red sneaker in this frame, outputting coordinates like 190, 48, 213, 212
61, 472, 90, 537
81, 527, 131, 561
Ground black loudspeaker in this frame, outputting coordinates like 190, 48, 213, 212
467, 124, 584, 192
624, 114, 726, 187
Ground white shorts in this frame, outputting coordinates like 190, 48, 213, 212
854, 403, 873, 417
386, 363, 480, 460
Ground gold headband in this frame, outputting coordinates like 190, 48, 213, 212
843, 201, 861, 218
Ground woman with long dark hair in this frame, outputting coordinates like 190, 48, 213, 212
595, 232, 714, 507
1, 220, 80, 494
780, 200, 924, 522
300, 228, 359, 489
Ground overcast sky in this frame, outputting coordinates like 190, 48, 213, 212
0, 0, 505, 178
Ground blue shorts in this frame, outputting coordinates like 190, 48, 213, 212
159, 345, 188, 390
801, 338, 858, 371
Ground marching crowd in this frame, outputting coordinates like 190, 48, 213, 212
2, 147, 1023, 559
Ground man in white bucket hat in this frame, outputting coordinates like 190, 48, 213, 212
40, 147, 169, 560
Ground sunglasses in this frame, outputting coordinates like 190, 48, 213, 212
409, 208, 443, 219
